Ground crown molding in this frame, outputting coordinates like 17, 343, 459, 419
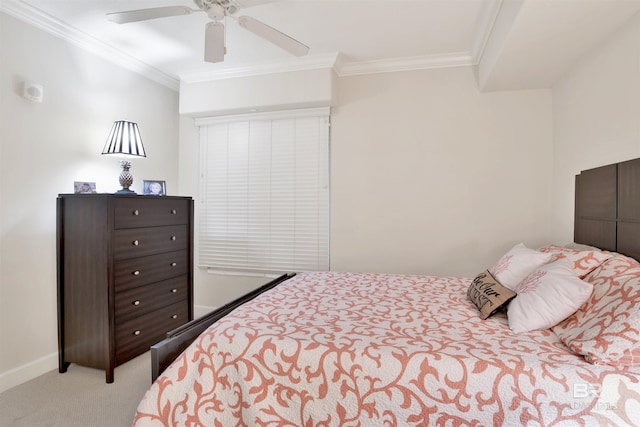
471, 0, 504, 64
179, 51, 477, 83
178, 52, 341, 83
0, 0, 179, 91
336, 53, 475, 77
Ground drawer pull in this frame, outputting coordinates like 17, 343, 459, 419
133, 300, 140, 306
171, 209, 177, 214
170, 262, 177, 267
133, 209, 139, 216
132, 240, 139, 246
171, 288, 178, 293
171, 236, 176, 241
133, 270, 140, 276
134, 330, 141, 336
171, 314, 178, 319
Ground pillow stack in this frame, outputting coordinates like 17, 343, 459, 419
468, 242, 640, 366
468, 243, 601, 333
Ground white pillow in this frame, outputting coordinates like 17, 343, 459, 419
489, 243, 553, 290
507, 259, 594, 333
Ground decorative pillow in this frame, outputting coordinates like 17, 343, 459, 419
467, 270, 516, 320
507, 259, 593, 333
538, 244, 612, 279
489, 243, 553, 290
551, 254, 640, 366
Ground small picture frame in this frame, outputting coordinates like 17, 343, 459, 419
142, 180, 166, 196
74, 181, 96, 194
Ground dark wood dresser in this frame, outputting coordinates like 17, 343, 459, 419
56, 194, 194, 383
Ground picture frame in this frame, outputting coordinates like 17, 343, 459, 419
142, 180, 166, 196
74, 181, 96, 194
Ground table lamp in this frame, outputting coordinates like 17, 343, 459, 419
101, 120, 146, 193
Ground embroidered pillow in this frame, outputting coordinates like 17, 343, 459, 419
507, 259, 593, 333
489, 243, 553, 290
467, 270, 516, 319
537, 245, 612, 279
552, 254, 640, 366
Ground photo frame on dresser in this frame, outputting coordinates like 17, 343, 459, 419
142, 180, 166, 196
74, 181, 96, 194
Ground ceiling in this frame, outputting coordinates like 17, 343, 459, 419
3, 0, 640, 91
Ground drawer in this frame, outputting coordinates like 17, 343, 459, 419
114, 197, 190, 229
114, 225, 187, 260
115, 276, 189, 323
114, 250, 188, 291
115, 301, 189, 365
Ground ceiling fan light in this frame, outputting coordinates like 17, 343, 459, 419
206, 4, 226, 20
237, 16, 309, 57
204, 22, 226, 63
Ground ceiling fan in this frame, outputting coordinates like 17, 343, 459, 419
106, 0, 309, 63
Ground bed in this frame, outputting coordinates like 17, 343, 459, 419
133, 158, 640, 426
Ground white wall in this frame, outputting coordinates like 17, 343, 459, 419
0, 12, 179, 392
331, 67, 553, 277
552, 11, 640, 245
180, 66, 554, 311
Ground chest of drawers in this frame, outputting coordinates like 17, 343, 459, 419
56, 194, 193, 382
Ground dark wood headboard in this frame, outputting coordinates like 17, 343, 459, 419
575, 157, 640, 260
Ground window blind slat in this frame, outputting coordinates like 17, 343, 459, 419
198, 109, 330, 274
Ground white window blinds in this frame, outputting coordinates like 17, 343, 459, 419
197, 108, 330, 274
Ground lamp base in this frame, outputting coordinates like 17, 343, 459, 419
115, 188, 136, 194
118, 160, 135, 194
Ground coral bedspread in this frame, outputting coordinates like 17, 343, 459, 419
133, 272, 640, 426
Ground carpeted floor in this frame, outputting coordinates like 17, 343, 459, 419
0, 352, 151, 427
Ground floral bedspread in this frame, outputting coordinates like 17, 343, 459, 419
133, 272, 640, 426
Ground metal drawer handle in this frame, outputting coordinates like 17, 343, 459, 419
171, 236, 176, 241
133, 300, 140, 306
132, 240, 139, 246
171, 209, 177, 214
170, 262, 177, 267
134, 330, 141, 336
133, 270, 140, 276
133, 209, 139, 216
171, 314, 178, 319
171, 288, 177, 293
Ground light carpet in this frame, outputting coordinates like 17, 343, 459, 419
0, 352, 151, 427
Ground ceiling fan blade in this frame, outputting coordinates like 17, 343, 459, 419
233, 0, 279, 9
236, 16, 309, 57
204, 21, 226, 63
106, 6, 194, 24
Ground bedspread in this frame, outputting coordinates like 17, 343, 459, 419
133, 272, 640, 426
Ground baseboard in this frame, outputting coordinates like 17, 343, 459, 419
0, 352, 58, 394
194, 304, 217, 318
0, 307, 218, 394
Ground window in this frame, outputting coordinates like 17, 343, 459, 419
196, 108, 330, 275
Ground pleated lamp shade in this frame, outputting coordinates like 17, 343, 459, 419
102, 120, 146, 157
102, 121, 146, 193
